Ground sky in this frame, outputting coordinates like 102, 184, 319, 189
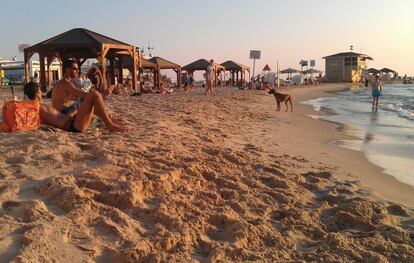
0, 0, 413, 77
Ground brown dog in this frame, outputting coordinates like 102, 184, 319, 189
268, 88, 294, 112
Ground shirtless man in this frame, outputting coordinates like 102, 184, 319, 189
51, 59, 125, 132
24, 81, 74, 130
371, 75, 383, 112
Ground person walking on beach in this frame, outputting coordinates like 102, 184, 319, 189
371, 75, 382, 112
204, 59, 215, 95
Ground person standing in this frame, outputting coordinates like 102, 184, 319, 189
204, 59, 215, 95
371, 75, 382, 112
31, 72, 39, 84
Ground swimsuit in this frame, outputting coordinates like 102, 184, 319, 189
60, 99, 82, 114
66, 115, 80, 133
372, 90, 381, 97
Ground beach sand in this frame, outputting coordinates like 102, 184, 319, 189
0, 84, 413, 262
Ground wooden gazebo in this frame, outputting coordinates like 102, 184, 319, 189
24, 28, 139, 91
149, 57, 182, 89
380, 68, 398, 77
221, 60, 250, 86
182, 59, 225, 86
123, 57, 158, 87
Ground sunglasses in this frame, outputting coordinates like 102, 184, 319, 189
72, 67, 79, 71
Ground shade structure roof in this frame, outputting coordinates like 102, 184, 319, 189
323, 52, 373, 60
380, 67, 397, 74
280, 67, 300, 74
25, 28, 133, 58
262, 64, 271, 71
366, 68, 380, 74
302, 68, 322, 74
182, 59, 225, 72
220, 60, 250, 71
148, 56, 180, 70
124, 57, 157, 70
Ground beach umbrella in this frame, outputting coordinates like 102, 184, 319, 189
280, 67, 300, 80
280, 67, 300, 74
302, 68, 321, 74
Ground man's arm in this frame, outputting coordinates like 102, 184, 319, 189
64, 80, 88, 98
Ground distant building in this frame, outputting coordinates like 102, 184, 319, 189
0, 59, 61, 84
323, 52, 373, 82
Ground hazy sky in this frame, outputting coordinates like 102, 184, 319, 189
0, 0, 413, 76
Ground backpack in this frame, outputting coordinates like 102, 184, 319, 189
1, 100, 40, 132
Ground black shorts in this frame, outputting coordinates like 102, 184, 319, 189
66, 115, 80, 133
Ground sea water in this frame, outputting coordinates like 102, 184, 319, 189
304, 84, 414, 188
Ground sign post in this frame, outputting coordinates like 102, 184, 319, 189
276, 61, 280, 88
310, 59, 315, 68
299, 59, 308, 72
250, 50, 261, 82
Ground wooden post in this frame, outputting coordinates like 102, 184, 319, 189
156, 65, 161, 89
98, 45, 111, 89
24, 50, 30, 84
132, 48, 138, 91
110, 57, 116, 85
177, 68, 182, 89
118, 56, 123, 84
39, 52, 47, 92
236, 71, 239, 86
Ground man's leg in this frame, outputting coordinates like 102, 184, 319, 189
372, 97, 376, 111
204, 81, 210, 95
74, 90, 124, 132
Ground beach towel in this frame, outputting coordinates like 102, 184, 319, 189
1, 100, 40, 132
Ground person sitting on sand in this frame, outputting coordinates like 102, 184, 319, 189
141, 82, 155, 94
51, 59, 125, 132
24, 81, 75, 130
184, 73, 195, 92
160, 82, 173, 95
25, 81, 125, 133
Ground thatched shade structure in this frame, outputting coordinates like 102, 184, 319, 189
149, 57, 182, 89
380, 68, 397, 76
302, 68, 322, 74
221, 60, 250, 86
366, 68, 380, 75
182, 59, 225, 86
24, 28, 139, 91
280, 67, 300, 80
280, 68, 300, 74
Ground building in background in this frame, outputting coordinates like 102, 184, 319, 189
323, 52, 373, 83
0, 58, 61, 84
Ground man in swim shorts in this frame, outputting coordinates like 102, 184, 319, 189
372, 74, 382, 112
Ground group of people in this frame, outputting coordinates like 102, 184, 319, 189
24, 59, 126, 133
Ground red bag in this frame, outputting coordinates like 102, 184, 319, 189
1, 100, 40, 132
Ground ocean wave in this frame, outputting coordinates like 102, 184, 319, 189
382, 103, 414, 120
